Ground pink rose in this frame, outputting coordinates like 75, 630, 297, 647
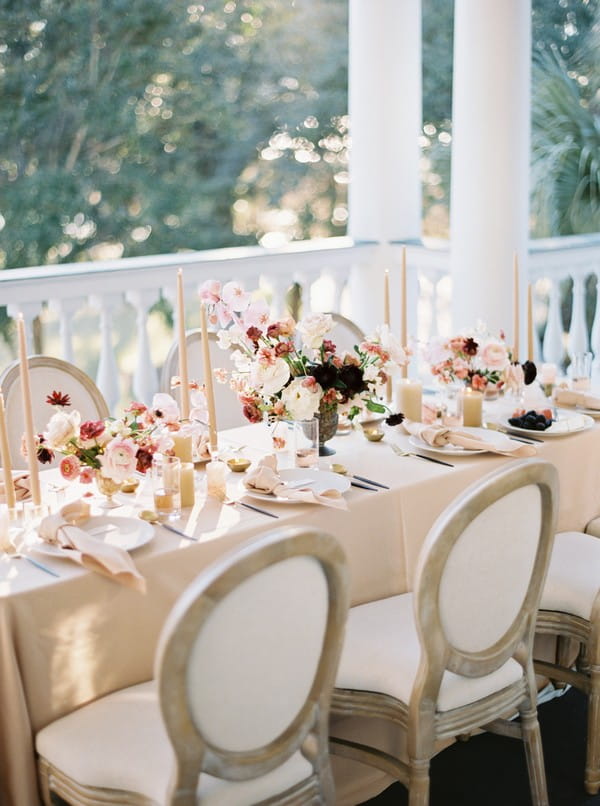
99, 438, 138, 483
479, 341, 509, 371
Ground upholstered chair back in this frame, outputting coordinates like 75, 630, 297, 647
413, 460, 558, 690
0, 356, 109, 470
160, 329, 246, 429
156, 526, 348, 798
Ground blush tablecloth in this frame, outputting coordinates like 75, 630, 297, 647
2, 418, 600, 806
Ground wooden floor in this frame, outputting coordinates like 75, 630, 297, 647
361, 688, 599, 806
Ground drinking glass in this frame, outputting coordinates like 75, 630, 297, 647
151, 454, 181, 520
571, 352, 592, 391
295, 418, 319, 468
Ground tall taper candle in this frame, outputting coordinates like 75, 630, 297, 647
16, 316, 41, 506
527, 283, 534, 362
0, 392, 16, 511
513, 253, 520, 363
383, 269, 392, 402
400, 246, 408, 379
176, 269, 190, 420
199, 303, 218, 451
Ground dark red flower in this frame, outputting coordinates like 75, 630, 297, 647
36, 435, 55, 464
246, 326, 262, 345
463, 338, 479, 356
46, 390, 71, 407
242, 401, 263, 423
80, 420, 105, 441
135, 446, 155, 473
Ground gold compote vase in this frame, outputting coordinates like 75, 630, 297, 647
95, 471, 123, 509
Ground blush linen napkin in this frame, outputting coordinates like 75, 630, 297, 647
403, 421, 537, 458
38, 500, 146, 593
553, 388, 600, 410
243, 455, 348, 509
0, 472, 31, 503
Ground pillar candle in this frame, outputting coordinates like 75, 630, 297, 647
462, 388, 483, 427
396, 379, 422, 422
176, 268, 190, 420
0, 393, 16, 511
400, 247, 408, 379
16, 316, 41, 507
513, 253, 519, 363
180, 462, 195, 508
172, 432, 193, 463
539, 363, 557, 385
199, 303, 218, 451
527, 283, 534, 362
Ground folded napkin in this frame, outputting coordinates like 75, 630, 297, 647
243, 455, 347, 509
403, 421, 537, 457
0, 472, 31, 504
553, 388, 600, 411
38, 500, 146, 593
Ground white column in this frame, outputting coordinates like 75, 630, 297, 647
347, 0, 422, 334
450, 0, 531, 342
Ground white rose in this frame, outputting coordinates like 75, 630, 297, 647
250, 357, 290, 397
297, 313, 333, 350
280, 378, 322, 420
44, 410, 81, 450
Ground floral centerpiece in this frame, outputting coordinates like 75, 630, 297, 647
34, 390, 207, 486
424, 326, 510, 393
199, 280, 408, 434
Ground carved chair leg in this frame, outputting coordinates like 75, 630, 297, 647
585, 664, 600, 795
408, 758, 430, 806
520, 707, 549, 806
37, 758, 54, 806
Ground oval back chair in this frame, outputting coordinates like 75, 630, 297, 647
0, 356, 109, 470
160, 329, 246, 430
36, 526, 349, 805
330, 459, 559, 806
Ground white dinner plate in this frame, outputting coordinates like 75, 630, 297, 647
243, 468, 351, 503
33, 515, 154, 556
575, 406, 600, 418
501, 412, 594, 437
408, 427, 511, 456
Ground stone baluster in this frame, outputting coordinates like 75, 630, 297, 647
48, 297, 86, 363
590, 272, 600, 377
89, 293, 122, 413
270, 274, 293, 319
6, 303, 42, 355
125, 290, 159, 406
542, 279, 565, 366
568, 274, 589, 363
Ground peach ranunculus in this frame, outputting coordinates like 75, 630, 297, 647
451, 357, 470, 380
470, 374, 489, 391
99, 438, 138, 483
60, 455, 81, 481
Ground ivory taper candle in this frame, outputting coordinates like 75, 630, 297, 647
513, 253, 520, 363
400, 247, 408, 379
0, 392, 16, 511
383, 269, 392, 402
16, 316, 41, 506
199, 303, 218, 451
176, 268, 190, 420
527, 283, 534, 362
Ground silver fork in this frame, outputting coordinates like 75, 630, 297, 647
4, 544, 60, 577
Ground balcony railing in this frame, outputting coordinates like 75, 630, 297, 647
1, 233, 600, 411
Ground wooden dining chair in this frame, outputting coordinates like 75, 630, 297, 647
160, 328, 247, 430
534, 525, 600, 795
35, 525, 349, 805
0, 355, 109, 470
329, 459, 559, 806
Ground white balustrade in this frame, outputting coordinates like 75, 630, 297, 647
1, 234, 600, 411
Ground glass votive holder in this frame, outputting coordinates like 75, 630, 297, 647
571, 352, 592, 391
151, 454, 181, 520
206, 458, 227, 500
295, 418, 319, 468
440, 385, 463, 427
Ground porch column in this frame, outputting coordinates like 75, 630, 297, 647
450, 0, 531, 347
347, 0, 422, 335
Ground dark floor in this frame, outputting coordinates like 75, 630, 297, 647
360, 688, 598, 806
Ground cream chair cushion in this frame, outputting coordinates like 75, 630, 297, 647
35, 681, 313, 805
335, 593, 522, 712
540, 530, 600, 620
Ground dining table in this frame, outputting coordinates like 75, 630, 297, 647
2, 408, 600, 806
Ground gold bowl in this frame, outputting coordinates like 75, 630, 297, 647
363, 429, 384, 442
227, 457, 251, 473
